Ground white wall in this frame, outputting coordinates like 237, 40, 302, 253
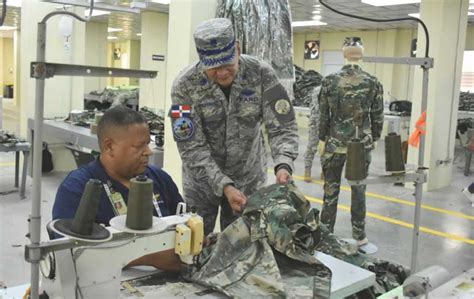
84, 22, 108, 93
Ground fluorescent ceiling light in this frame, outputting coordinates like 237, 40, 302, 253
312, 15, 322, 20
314, 4, 321, 8
292, 20, 327, 27
107, 36, 118, 40
108, 27, 123, 33
6, 0, 22, 7
312, 9, 321, 14
149, 0, 170, 4
85, 9, 110, 17
469, 4, 474, 10
362, 0, 420, 6
0, 26, 17, 30
136, 33, 142, 36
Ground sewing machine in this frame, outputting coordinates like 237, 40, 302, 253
24, 207, 203, 299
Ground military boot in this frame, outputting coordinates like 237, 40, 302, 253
304, 168, 312, 182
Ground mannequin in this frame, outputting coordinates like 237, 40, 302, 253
318, 37, 384, 253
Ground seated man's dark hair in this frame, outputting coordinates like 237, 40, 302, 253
97, 106, 148, 145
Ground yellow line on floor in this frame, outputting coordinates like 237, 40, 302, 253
0, 162, 15, 167
305, 195, 474, 245
291, 174, 474, 222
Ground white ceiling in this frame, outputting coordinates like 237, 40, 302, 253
0, 0, 473, 41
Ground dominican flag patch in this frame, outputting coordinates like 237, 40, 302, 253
171, 105, 191, 118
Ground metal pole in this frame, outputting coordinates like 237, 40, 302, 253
410, 66, 429, 273
30, 21, 46, 299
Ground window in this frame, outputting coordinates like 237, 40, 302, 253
461, 51, 474, 92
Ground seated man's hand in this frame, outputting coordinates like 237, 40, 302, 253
224, 185, 247, 213
276, 168, 291, 184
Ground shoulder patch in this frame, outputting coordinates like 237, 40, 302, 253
172, 117, 195, 141
265, 84, 295, 123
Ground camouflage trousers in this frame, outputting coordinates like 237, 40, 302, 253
303, 129, 319, 169
320, 151, 372, 241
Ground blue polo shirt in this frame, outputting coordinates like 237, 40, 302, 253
53, 158, 183, 226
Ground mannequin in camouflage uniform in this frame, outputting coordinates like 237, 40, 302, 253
318, 37, 384, 246
170, 18, 299, 235
303, 85, 321, 182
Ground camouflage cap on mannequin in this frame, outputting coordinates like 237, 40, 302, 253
343, 37, 363, 48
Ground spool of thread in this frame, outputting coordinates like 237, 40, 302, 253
385, 133, 405, 172
71, 179, 103, 236
90, 123, 98, 135
95, 113, 103, 124
345, 140, 367, 181
126, 175, 154, 230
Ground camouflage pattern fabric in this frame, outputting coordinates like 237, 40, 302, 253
318, 64, 383, 241
170, 55, 299, 235
187, 182, 408, 298
293, 69, 323, 107
0, 130, 25, 147
139, 106, 165, 135
320, 151, 372, 241
216, 0, 294, 81
318, 64, 384, 153
304, 86, 321, 169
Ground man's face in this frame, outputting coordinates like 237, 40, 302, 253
204, 43, 240, 88
107, 123, 152, 178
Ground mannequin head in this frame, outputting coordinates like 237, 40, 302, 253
343, 37, 364, 62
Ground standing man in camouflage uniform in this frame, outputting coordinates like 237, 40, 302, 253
318, 37, 384, 246
304, 85, 321, 182
170, 18, 299, 235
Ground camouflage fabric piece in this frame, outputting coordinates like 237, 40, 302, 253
318, 64, 384, 153
188, 218, 288, 298
84, 88, 139, 111
139, 106, 164, 134
171, 54, 299, 235
0, 130, 25, 147
320, 151, 372, 241
216, 0, 294, 81
188, 182, 408, 298
304, 86, 321, 169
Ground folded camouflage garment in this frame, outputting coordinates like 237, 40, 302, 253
185, 182, 409, 298
0, 130, 25, 147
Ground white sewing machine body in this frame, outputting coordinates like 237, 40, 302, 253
37, 213, 197, 298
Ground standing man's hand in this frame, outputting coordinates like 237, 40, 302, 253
224, 185, 247, 213
276, 168, 291, 184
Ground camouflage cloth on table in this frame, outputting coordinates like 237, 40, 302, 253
139, 106, 165, 133
304, 86, 321, 169
0, 130, 25, 147
187, 182, 408, 298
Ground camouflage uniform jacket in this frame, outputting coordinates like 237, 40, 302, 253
308, 86, 321, 142
187, 182, 409, 298
319, 64, 384, 153
171, 54, 299, 197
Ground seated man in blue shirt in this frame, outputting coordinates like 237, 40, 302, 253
52, 105, 184, 271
